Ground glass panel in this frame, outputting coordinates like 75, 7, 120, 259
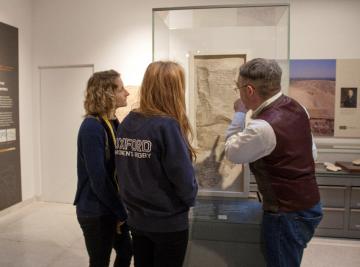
153, 4, 289, 197
153, 5, 289, 266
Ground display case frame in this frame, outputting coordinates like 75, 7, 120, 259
153, 4, 290, 198
188, 50, 250, 198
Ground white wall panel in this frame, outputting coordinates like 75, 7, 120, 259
40, 66, 93, 203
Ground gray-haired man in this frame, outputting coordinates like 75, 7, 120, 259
225, 58, 322, 267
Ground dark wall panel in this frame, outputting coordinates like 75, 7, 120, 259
0, 21, 21, 210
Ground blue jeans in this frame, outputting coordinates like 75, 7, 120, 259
262, 202, 322, 267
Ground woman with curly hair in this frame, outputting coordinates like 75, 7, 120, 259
115, 61, 198, 267
74, 70, 132, 267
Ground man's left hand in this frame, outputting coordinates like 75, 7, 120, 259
234, 98, 248, 113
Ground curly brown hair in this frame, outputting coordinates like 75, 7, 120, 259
84, 70, 120, 117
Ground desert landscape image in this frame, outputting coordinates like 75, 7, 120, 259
289, 60, 336, 136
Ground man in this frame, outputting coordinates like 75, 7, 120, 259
225, 58, 322, 267
343, 88, 357, 108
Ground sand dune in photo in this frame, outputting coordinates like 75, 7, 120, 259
289, 79, 335, 136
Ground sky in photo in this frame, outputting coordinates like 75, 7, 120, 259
290, 59, 336, 80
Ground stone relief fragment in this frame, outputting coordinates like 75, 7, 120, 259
193, 55, 246, 194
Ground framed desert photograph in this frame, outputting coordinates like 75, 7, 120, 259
188, 51, 250, 198
288, 59, 336, 137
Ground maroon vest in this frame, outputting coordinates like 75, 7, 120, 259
250, 95, 320, 212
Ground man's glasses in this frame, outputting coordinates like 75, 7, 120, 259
234, 81, 248, 93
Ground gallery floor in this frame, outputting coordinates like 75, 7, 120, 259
0, 202, 359, 267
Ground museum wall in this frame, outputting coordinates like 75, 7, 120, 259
291, 0, 360, 148
166, 8, 288, 61
0, 0, 35, 201
0, 0, 358, 202
291, 0, 360, 59
32, 0, 282, 198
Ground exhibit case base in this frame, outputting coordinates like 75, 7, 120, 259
184, 197, 266, 267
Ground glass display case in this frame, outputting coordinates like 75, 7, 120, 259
153, 4, 290, 200
153, 4, 290, 267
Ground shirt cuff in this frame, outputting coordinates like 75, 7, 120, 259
232, 112, 246, 128
225, 112, 247, 139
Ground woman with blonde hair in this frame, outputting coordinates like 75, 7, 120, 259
115, 61, 198, 267
74, 70, 132, 267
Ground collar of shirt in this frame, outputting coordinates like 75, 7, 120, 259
252, 91, 283, 118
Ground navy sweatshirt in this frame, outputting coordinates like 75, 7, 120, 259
74, 116, 127, 220
115, 111, 198, 232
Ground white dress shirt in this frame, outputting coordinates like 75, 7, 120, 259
225, 92, 317, 164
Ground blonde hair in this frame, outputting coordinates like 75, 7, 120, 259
137, 61, 196, 161
84, 70, 120, 117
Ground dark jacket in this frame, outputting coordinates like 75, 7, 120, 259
343, 95, 357, 108
74, 116, 127, 220
115, 112, 198, 232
